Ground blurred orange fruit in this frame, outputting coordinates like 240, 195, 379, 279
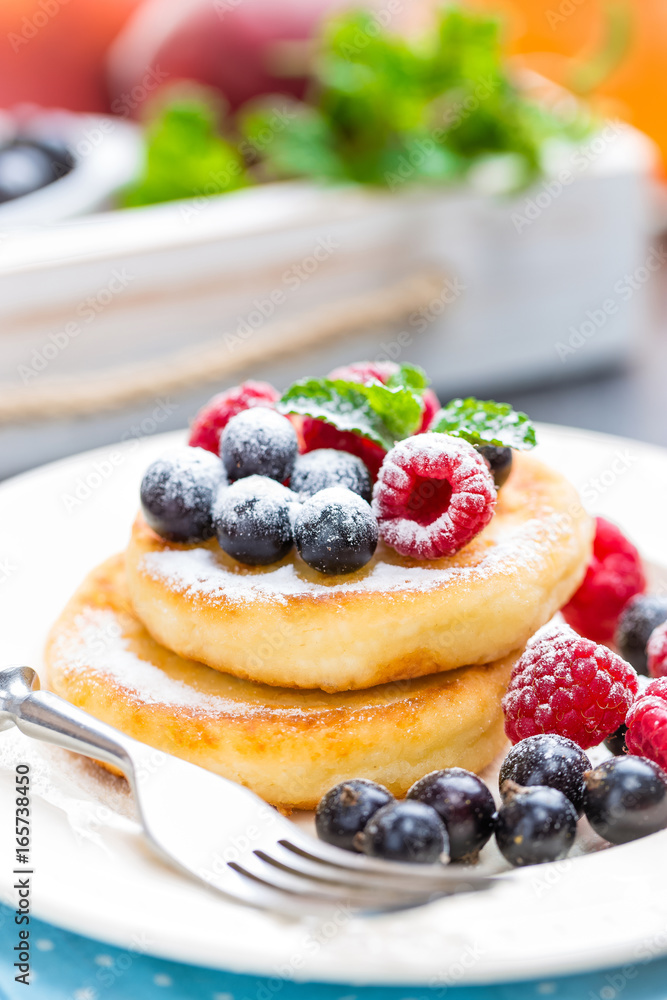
0, 0, 141, 113
467, 0, 667, 166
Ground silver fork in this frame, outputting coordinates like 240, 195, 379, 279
0, 665, 493, 916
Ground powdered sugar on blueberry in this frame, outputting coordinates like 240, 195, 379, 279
140, 447, 226, 544
291, 449, 372, 503
139, 502, 568, 605
221, 406, 297, 483
213, 476, 299, 567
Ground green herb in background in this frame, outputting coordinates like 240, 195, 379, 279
240, 6, 593, 190
122, 97, 248, 208
123, 5, 594, 208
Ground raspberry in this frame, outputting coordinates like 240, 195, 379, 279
188, 381, 279, 454
502, 623, 638, 749
560, 517, 646, 644
648, 621, 667, 678
420, 388, 441, 432
328, 360, 399, 384
626, 677, 667, 769
371, 432, 496, 559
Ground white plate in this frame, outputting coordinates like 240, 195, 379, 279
1, 423, 667, 987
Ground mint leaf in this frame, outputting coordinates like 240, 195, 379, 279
238, 101, 348, 183
279, 378, 423, 451
122, 95, 247, 208
385, 363, 429, 393
430, 397, 536, 450
241, 7, 593, 190
362, 379, 424, 441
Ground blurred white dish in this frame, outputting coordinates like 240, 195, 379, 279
0, 109, 142, 226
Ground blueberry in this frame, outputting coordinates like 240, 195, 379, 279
476, 445, 512, 488
407, 768, 495, 861
355, 801, 448, 864
291, 449, 372, 503
214, 476, 297, 566
499, 735, 591, 816
583, 756, 667, 844
495, 784, 577, 867
615, 595, 667, 674
140, 447, 224, 543
294, 487, 378, 575
220, 407, 297, 483
315, 779, 394, 852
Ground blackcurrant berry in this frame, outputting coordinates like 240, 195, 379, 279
583, 756, 667, 844
315, 779, 394, 851
291, 449, 372, 503
0, 140, 65, 202
214, 476, 298, 566
604, 725, 628, 757
615, 595, 667, 674
407, 768, 495, 861
355, 801, 448, 864
476, 445, 512, 488
496, 784, 577, 867
499, 734, 591, 816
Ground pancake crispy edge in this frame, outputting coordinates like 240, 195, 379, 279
45, 555, 517, 810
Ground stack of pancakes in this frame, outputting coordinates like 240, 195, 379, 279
46, 452, 592, 810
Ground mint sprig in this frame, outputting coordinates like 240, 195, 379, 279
122, 96, 247, 208
279, 377, 424, 451
240, 8, 592, 190
430, 397, 536, 450
385, 363, 429, 393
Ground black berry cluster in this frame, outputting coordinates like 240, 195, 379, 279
140, 408, 379, 574
315, 735, 667, 871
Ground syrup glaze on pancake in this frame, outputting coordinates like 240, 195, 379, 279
125, 453, 593, 692
45, 556, 517, 809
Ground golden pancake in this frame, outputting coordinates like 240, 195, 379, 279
45, 555, 516, 810
125, 453, 593, 692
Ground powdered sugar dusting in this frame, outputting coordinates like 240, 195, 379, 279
142, 447, 226, 507
140, 509, 569, 605
221, 406, 297, 482
50, 607, 301, 716
291, 448, 372, 502
214, 476, 301, 540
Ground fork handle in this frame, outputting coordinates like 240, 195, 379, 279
0, 665, 134, 775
